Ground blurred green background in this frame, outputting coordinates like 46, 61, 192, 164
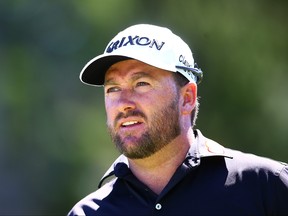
1, 0, 287, 214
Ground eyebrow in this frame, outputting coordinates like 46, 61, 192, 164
104, 71, 153, 86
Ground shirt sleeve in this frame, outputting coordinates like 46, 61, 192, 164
276, 163, 288, 214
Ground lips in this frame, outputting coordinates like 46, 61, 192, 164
121, 121, 140, 127
117, 118, 144, 129
114, 110, 146, 130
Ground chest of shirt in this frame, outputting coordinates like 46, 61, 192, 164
95, 158, 267, 215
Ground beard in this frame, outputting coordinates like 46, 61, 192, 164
107, 97, 181, 159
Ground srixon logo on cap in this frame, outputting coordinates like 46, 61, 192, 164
106, 35, 165, 53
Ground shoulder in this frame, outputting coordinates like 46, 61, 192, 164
196, 130, 287, 178
223, 148, 288, 210
222, 147, 288, 197
68, 178, 117, 216
224, 148, 287, 177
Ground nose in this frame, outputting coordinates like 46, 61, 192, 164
117, 89, 136, 113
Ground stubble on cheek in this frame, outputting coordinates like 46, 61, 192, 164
106, 96, 180, 159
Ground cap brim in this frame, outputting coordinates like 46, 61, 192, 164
80, 55, 131, 86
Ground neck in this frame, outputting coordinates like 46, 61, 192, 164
128, 128, 195, 194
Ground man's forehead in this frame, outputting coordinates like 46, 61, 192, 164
105, 71, 154, 85
106, 59, 151, 73
104, 59, 171, 81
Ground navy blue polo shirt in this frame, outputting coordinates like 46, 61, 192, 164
68, 130, 288, 215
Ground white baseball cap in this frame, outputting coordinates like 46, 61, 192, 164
80, 24, 203, 86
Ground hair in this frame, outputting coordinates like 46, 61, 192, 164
172, 72, 199, 128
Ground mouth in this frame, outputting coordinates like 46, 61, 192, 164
121, 120, 142, 127
115, 118, 145, 137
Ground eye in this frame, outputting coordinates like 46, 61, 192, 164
136, 81, 150, 87
106, 86, 121, 93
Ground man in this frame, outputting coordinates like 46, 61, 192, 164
69, 24, 288, 215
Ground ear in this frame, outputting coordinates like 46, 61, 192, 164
180, 82, 197, 115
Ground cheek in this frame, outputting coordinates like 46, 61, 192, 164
105, 101, 115, 124
153, 89, 176, 106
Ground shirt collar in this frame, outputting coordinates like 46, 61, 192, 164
192, 129, 232, 159
99, 129, 233, 187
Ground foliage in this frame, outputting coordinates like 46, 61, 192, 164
0, 0, 287, 214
